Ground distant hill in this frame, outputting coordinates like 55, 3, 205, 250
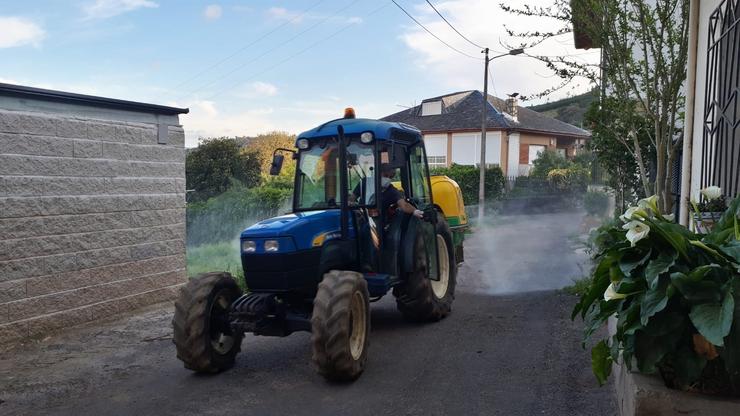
528, 90, 597, 128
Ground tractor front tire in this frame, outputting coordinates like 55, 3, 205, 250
172, 272, 243, 373
311, 270, 370, 382
395, 214, 457, 322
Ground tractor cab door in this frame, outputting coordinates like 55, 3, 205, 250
407, 143, 440, 281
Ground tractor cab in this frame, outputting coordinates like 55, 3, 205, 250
173, 109, 466, 382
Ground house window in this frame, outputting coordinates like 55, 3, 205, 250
528, 145, 546, 164
428, 155, 447, 168
421, 100, 442, 116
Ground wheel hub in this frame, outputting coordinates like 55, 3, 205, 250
349, 291, 367, 360
210, 292, 236, 355
431, 235, 450, 299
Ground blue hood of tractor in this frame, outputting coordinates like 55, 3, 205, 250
240, 210, 348, 251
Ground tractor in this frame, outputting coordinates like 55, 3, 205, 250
173, 109, 468, 381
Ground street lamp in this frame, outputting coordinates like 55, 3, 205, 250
478, 47, 525, 223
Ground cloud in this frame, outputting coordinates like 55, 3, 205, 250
0, 17, 45, 48
266, 7, 302, 23
346, 16, 363, 25
234, 81, 278, 98
82, 0, 158, 20
399, 0, 599, 102
176, 101, 276, 147
204, 4, 222, 20
250, 81, 278, 97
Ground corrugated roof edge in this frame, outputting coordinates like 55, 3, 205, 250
0, 83, 189, 116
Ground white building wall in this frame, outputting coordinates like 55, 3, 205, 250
422, 134, 448, 168
450, 131, 501, 166
507, 132, 520, 177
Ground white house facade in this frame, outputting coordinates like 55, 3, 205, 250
382, 91, 590, 177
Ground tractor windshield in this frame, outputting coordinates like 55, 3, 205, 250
295, 139, 375, 211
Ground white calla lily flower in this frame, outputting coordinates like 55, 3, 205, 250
700, 186, 723, 201
620, 206, 649, 222
604, 283, 627, 301
663, 214, 675, 222
622, 220, 650, 246
638, 195, 659, 213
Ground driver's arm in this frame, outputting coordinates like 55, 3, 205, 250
397, 198, 424, 219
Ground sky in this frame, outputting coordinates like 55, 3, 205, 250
0, 0, 599, 147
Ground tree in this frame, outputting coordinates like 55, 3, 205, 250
501, 0, 690, 213
584, 97, 653, 211
186, 137, 261, 201
242, 131, 296, 176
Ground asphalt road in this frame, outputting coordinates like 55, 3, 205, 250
0, 211, 615, 416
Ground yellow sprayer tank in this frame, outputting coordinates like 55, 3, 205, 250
430, 175, 468, 228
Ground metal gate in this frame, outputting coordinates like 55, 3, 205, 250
701, 0, 740, 198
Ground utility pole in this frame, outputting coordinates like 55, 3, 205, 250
478, 48, 490, 223
476, 47, 524, 224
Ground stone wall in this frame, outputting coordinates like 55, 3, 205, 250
0, 106, 186, 342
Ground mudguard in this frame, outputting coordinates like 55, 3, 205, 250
401, 216, 421, 276
318, 239, 357, 276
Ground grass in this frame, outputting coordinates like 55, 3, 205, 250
563, 276, 592, 297
186, 241, 246, 289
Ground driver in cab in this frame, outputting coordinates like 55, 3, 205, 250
353, 164, 423, 219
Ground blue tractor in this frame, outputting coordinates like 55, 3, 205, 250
173, 109, 466, 381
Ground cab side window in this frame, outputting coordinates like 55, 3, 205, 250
409, 144, 431, 208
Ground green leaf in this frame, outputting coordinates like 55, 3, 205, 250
617, 296, 643, 336
574, 253, 616, 320
689, 294, 735, 346
619, 248, 652, 277
644, 251, 676, 289
672, 345, 707, 388
719, 241, 740, 263
592, 340, 612, 385
671, 272, 722, 303
721, 295, 740, 384
634, 332, 667, 374
640, 277, 670, 326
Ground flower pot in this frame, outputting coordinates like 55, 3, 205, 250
692, 211, 723, 234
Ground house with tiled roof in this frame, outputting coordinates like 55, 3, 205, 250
381, 90, 591, 177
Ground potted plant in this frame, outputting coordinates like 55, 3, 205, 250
691, 186, 728, 234
575, 194, 740, 396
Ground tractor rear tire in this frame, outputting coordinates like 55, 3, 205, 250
172, 272, 243, 373
311, 270, 370, 382
395, 214, 457, 322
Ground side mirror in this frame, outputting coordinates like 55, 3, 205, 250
270, 154, 285, 176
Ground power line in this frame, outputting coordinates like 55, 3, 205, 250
424, 0, 484, 50
487, 65, 498, 98
390, 0, 481, 60
172, 0, 327, 91
205, 3, 391, 101
179, 0, 363, 101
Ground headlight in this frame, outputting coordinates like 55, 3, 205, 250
297, 138, 309, 149
242, 240, 256, 253
360, 132, 373, 143
264, 240, 279, 252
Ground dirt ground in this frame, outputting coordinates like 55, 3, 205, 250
0, 211, 615, 415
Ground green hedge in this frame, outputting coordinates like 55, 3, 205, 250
187, 181, 292, 246
430, 164, 505, 205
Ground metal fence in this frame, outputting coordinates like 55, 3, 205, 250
701, 0, 740, 199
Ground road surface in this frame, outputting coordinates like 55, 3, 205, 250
0, 211, 614, 415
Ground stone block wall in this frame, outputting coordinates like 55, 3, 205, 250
0, 106, 186, 342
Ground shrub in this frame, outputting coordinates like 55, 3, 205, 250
531, 149, 571, 178
575, 195, 740, 395
584, 191, 610, 216
186, 181, 291, 246
430, 164, 505, 205
186, 137, 262, 201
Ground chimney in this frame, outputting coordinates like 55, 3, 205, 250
505, 96, 518, 121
